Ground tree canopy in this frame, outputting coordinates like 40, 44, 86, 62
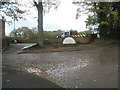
10, 27, 39, 40
1, 0, 61, 46
73, 1, 120, 39
10, 26, 63, 40
32, 0, 60, 46
0, 0, 26, 23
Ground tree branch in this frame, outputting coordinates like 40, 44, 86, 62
33, 0, 38, 9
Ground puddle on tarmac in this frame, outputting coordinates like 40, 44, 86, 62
25, 61, 88, 78
45, 62, 88, 77
27, 67, 42, 73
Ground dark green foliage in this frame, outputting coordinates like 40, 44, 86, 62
10, 27, 39, 40
73, 1, 120, 39
10, 26, 63, 40
96, 2, 120, 39
44, 30, 63, 38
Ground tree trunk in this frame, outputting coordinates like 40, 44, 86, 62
38, 1, 44, 46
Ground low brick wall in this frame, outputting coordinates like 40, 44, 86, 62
2, 38, 10, 50
47, 38, 62, 43
16, 38, 62, 44
3, 35, 96, 47
75, 34, 97, 44
17, 40, 38, 43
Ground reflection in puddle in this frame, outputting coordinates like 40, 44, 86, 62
27, 67, 42, 73
26, 62, 88, 78
26, 61, 89, 82
46, 62, 88, 77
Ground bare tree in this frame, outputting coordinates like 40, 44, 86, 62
0, 0, 60, 46
33, 0, 43, 46
33, 0, 60, 47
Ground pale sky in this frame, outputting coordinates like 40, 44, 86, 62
5, 0, 88, 36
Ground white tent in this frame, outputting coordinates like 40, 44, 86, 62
62, 37, 76, 44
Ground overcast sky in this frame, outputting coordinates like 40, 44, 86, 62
5, 0, 88, 36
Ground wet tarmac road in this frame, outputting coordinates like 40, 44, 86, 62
2, 66, 62, 88
2, 44, 118, 88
